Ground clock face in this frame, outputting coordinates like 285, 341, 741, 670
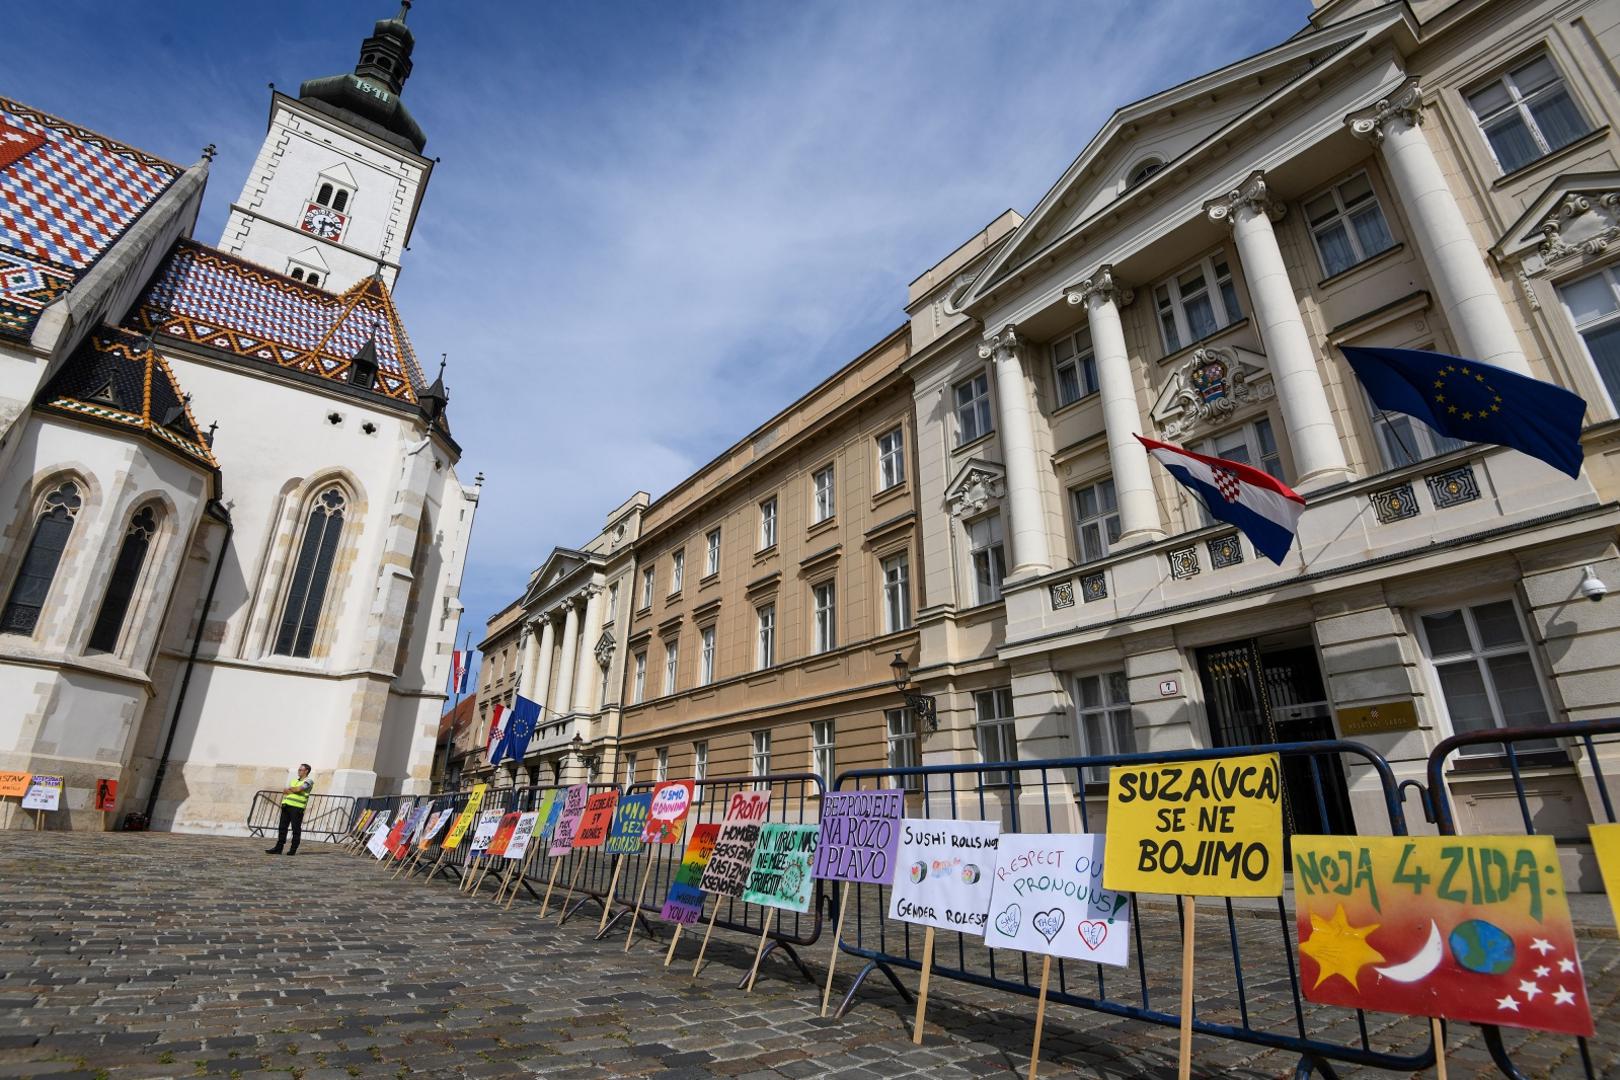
301, 203, 346, 240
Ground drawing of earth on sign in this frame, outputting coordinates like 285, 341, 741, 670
983, 832, 1131, 966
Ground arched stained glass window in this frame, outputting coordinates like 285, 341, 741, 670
88, 505, 158, 654
1, 482, 82, 636
273, 487, 346, 658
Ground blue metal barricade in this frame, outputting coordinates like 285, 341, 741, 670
832, 740, 1431, 1078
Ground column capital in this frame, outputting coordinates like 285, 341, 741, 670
1205, 170, 1285, 228
1064, 264, 1134, 309
1347, 77, 1423, 145
977, 323, 1021, 362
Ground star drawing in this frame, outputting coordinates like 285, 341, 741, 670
1518, 979, 1542, 1001
1553, 987, 1576, 1006
1300, 904, 1384, 990
1558, 957, 1576, 973
1497, 994, 1520, 1012
1530, 938, 1555, 956
1534, 965, 1551, 978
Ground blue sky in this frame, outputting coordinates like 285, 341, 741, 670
8, 0, 1311, 685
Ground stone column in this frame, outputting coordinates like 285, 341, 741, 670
529, 616, 557, 710
979, 325, 1053, 576
1066, 267, 1164, 543
517, 622, 538, 699
1350, 79, 1529, 376
1207, 172, 1350, 487
553, 599, 581, 717
571, 585, 607, 715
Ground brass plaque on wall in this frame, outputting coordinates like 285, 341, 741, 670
1336, 699, 1419, 737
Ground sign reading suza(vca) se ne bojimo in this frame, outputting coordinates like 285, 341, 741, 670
812, 789, 902, 885
983, 833, 1132, 966
1293, 834, 1594, 1037
1102, 753, 1283, 897
886, 818, 1000, 935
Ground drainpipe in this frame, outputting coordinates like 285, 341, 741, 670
142, 498, 233, 825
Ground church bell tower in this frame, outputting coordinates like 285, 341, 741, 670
217, 3, 432, 292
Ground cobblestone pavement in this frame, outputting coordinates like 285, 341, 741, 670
1, 833, 1617, 1079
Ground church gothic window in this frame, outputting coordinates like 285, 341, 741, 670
1, 481, 82, 636
274, 487, 347, 658
88, 505, 159, 654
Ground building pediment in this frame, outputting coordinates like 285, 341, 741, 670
1495, 172, 1620, 275
521, 547, 598, 607
1151, 345, 1272, 442
945, 458, 1006, 518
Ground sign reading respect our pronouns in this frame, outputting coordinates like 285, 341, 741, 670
1103, 753, 1283, 897
983, 833, 1131, 966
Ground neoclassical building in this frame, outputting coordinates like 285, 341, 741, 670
903, 0, 1620, 883
0, 6, 478, 831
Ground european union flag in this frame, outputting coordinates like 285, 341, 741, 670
1342, 346, 1587, 479
492, 695, 541, 766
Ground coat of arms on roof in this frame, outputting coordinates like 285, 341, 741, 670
1151, 345, 1272, 442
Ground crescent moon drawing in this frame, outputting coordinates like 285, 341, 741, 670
1375, 919, 1444, 983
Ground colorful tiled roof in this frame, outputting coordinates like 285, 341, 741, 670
0, 96, 181, 340
36, 328, 217, 469
132, 240, 425, 403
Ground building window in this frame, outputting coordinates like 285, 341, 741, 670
812, 719, 836, 784
812, 465, 836, 523
606, 581, 619, 622
1467, 54, 1593, 174
624, 751, 637, 789
664, 638, 679, 695
813, 581, 836, 653
975, 687, 1018, 787
1071, 479, 1121, 564
1075, 671, 1134, 783
640, 566, 655, 610
1052, 327, 1100, 408
967, 513, 1007, 605
274, 486, 346, 658
886, 708, 921, 791
877, 427, 906, 490
1305, 172, 1395, 278
705, 529, 721, 577
1193, 420, 1284, 525
756, 603, 775, 669
88, 504, 158, 654
1126, 156, 1164, 188
881, 553, 910, 633
1364, 383, 1466, 469
306, 274, 320, 288
693, 740, 708, 800
656, 746, 669, 782
1, 481, 82, 636
751, 728, 772, 788
316, 182, 334, 206
1417, 600, 1552, 754
955, 371, 993, 444
759, 497, 778, 550
332, 188, 349, 213
699, 624, 716, 685
1154, 252, 1242, 353
1559, 268, 1620, 414
632, 650, 647, 704
290, 267, 305, 281
670, 550, 684, 594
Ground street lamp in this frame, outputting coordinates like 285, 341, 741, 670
889, 652, 938, 733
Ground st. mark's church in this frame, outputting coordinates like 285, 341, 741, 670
0, 4, 478, 831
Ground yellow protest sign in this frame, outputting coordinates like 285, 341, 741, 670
1103, 753, 1283, 897
441, 783, 488, 851
1591, 823, 1620, 936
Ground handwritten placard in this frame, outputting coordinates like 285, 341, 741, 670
504, 811, 540, 861
442, 783, 488, 850
813, 789, 903, 884
743, 823, 820, 912
645, 780, 695, 844
1591, 823, 1620, 936
468, 810, 502, 853
662, 823, 720, 924
1293, 834, 1593, 1037
367, 823, 393, 859
886, 818, 1000, 936
417, 810, 450, 849
548, 784, 590, 856
1103, 753, 1282, 897
20, 775, 62, 811
0, 772, 30, 798
983, 833, 1131, 966
573, 791, 619, 849
698, 790, 770, 898
487, 811, 522, 857
605, 792, 653, 855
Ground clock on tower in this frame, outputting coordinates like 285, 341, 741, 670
301, 203, 347, 241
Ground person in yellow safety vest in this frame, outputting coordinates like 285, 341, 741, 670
265, 764, 314, 856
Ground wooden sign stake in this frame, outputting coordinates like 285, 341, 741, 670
538, 858, 562, 918
557, 859, 583, 925
911, 925, 936, 1045
1177, 900, 1196, 1080
745, 908, 776, 993
664, 923, 685, 967
691, 904, 722, 978
625, 857, 656, 952
821, 884, 851, 1018
1028, 954, 1052, 1080
598, 857, 626, 933
504, 845, 538, 910
422, 850, 445, 882
1432, 1017, 1448, 1080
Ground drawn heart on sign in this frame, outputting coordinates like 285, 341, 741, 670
1032, 908, 1064, 944
994, 904, 1021, 938
1078, 920, 1108, 951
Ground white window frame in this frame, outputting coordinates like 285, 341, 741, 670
1558, 266, 1620, 416
966, 513, 1007, 605
759, 497, 778, 550
632, 650, 646, 704
1303, 171, 1396, 279
886, 707, 921, 791
656, 746, 669, 782
640, 567, 655, 610
975, 687, 1018, 787
1071, 478, 1121, 564
1052, 327, 1100, 409
1414, 598, 1555, 754
812, 465, 836, 523
1074, 670, 1135, 784
811, 719, 836, 784
1153, 251, 1242, 354
881, 552, 911, 633
813, 580, 837, 653
693, 739, 708, 800
1466, 53, 1593, 175
1192, 418, 1285, 525
954, 371, 993, 445
624, 750, 637, 789
756, 602, 775, 669
669, 549, 684, 595
751, 728, 771, 789
699, 624, 716, 685
877, 427, 906, 491
705, 528, 722, 577
664, 638, 679, 695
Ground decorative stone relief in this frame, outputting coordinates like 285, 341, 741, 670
1347, 78, 1424, 145
1081, 572, 1108, 602
1151, 345, 1274, 441
1050, 581, 1076, 610
1205, 170, 1285, 227
1063, 264, 1134, 309
977, 324, 1021, 364
946, 460, 1007, 519
1538, 192, 1620, 266
1207, 534, 1245, 569
1167, 546, 1200, 580
1369, 484, 1420, 524
594, 629, 615, 669
1426, 465, 1480, 508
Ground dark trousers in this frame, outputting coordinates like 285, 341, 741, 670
273, 804, 305, 852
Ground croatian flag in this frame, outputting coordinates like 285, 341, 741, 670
451, 650, 472, 694
1137, 435, 1306, 565
485, 703, 506, 766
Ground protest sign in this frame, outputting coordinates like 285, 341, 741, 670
813, 788, 903, 884
406, 802, 436, 843
662, 824, 720, 926
21, 775, 62, 812
532, 789, 561, 840
385, 803, 422, 857
469, 810, 502, 853
504, 811, 540, 861
692, 790, 770, 977
94, 779, 118, 812
605, 792, 653, 855
743, 824, 819, 912
547, 784, 590, 857
418, 810, 451, 847
1102, 753, 1283, 897
644, 780, 694, 844
984, 833, 1131, 965
1293, 834, 1593, 1039
367, 822, 393, 859
574, 791, 618, 848
0, 772, 29, 798
1592, 823, 1620, 936
442, 783, 488, 850
487, 811, 521, 857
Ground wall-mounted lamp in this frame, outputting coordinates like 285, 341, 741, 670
890, 652, 939, 733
